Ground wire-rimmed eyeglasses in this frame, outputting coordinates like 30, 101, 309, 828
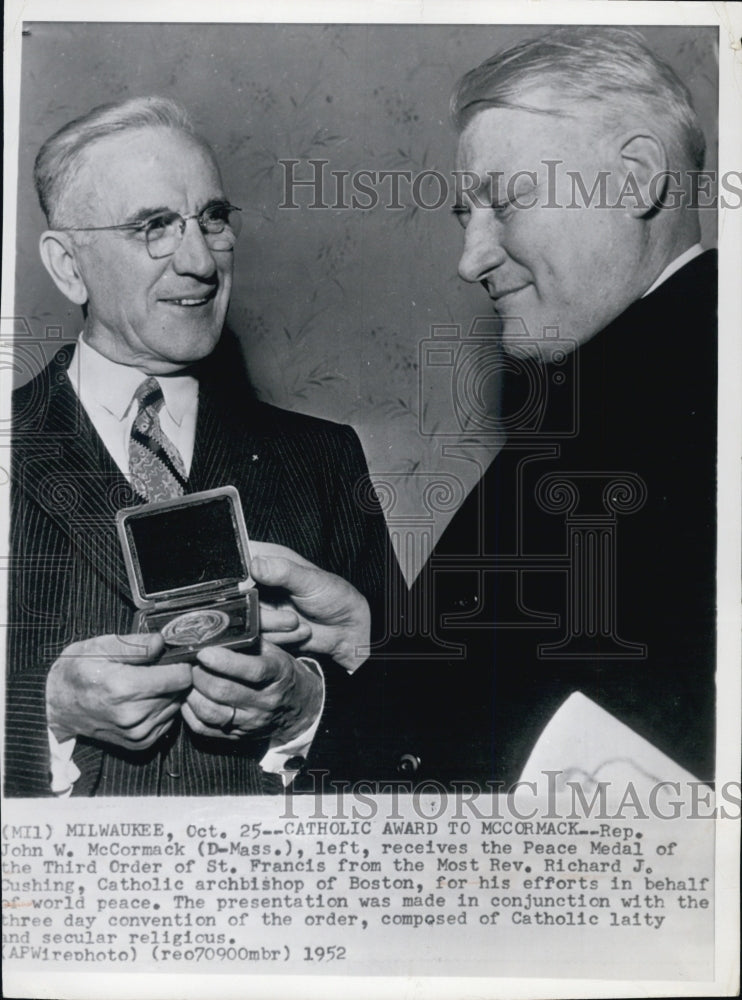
61, 202, 242, 260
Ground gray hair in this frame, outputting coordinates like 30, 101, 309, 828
34, 95, 209, 226
451, 27, 706, 171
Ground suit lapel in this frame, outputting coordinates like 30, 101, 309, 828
18, 368, 137, 604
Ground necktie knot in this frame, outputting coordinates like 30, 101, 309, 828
134, 376, 165, 414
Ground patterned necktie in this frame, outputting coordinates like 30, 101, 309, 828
129, 377, 188, 501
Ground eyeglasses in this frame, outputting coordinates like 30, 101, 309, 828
62, 202, 242, 259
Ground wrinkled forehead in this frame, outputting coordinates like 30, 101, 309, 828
455, 102, 596, 178
63, 126, 224, 223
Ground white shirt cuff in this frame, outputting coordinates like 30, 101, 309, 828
48, 728, 81, 797
260, 658, 325, 786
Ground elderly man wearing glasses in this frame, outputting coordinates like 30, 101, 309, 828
6, 96, 391, 798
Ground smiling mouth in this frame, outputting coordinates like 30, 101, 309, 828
161, 290, 216, 307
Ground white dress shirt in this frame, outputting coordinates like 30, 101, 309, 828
49, 335, 323, 793
67, 335, 199, 479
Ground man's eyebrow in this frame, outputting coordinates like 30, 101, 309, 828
122, 198, 231, 225
122, 206, 171, 225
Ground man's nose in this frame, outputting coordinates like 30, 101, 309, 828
171, 218, 217, 277
458, 211, 506, 284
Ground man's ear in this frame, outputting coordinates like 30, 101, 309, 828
38, 231, 89, 305
617, 132, 669, 217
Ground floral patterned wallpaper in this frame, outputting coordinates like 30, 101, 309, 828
12, 23, 718, 578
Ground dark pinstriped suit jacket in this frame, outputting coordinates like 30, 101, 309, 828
5, 345, 391, 797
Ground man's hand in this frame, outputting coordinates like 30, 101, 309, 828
250, 541, 371, 672
46, 633, 192, 750
181, 641, 323, 743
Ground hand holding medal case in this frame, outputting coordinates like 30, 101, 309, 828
116, 486, 259, 663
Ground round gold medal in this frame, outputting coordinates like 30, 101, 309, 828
161, 608, 230, 646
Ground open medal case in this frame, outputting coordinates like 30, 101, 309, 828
116, 486, 260, 663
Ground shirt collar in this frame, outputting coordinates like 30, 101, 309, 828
641, 243, 705, 299
68, 334, 199, 425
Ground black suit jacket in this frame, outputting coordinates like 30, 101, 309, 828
354, 251, 717, 787
5, 344, 392, 796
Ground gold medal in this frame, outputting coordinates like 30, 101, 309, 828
161, 608, 230, 646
